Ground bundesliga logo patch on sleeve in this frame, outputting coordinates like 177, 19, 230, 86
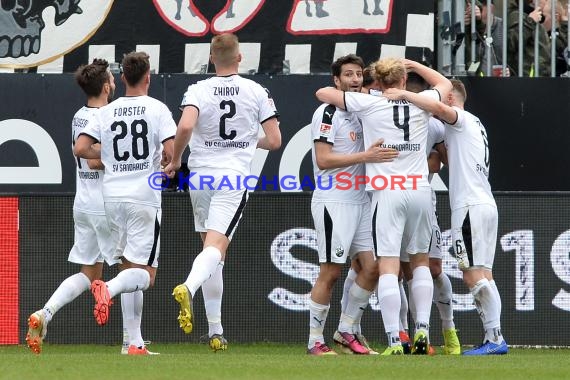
319, 123, 331, 137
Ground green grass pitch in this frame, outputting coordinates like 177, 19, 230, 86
1, 344, 569, 380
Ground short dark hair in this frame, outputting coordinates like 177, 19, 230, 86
121, 51, 150, 86
330, 54, 365, 78
74, 59, 110, 98
450, 79, 467, 102
363, 65, 375, 87
406, 72, 429, 93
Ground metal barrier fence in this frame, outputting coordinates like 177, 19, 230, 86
438, 0, 570, 77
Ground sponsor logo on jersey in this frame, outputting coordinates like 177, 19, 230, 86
319, 123, 331, 137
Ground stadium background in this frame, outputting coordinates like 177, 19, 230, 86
1, 0, 569, 347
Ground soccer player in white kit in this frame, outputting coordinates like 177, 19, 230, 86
397, 72, 461, 355
75, 52, 177, 355
163, 33, 281, 351
383, 79, 507, 355
316, 58, 452, 355
306, 54, 398, 356
25, 59, 117, 354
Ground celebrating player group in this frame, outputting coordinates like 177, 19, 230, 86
25, 32, 506, 357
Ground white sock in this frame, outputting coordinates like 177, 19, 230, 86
43, 272, 91, 323
203, 261, 224, 337
308, 299, 330, 349
121, 290, 144, 347
470, 278, 503, 344
107, 268, 150, 298
338, 283, 371, 333
341, 268, 357, 313
489, 279, 502, 317
433, 272, 455, 330
185, 246, 222, 297
411, 266, 433, 333
378, 274, 401, 346
407, 278, 416, 324
398, 279, 408, 331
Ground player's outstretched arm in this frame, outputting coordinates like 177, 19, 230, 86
383, 88, 457, 124
315, 87, 346, 110
74, 134, 100, 159
165, 105, 197, 178
257, 117, 281, 150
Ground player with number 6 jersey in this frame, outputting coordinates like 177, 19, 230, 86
382, 78, 507, 356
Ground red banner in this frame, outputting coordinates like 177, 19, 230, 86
0, 198, 19, 344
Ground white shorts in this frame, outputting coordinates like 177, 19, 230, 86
104, 202, 161, 267
451, 203, 498, 270
68, 210, 119, 266
311, 200, 374, 264
400, 210, 441, 263
189, 168, 248, 240
372, 189, 432, 258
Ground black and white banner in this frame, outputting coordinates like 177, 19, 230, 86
0, 0, 434, 74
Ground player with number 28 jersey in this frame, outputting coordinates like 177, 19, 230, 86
83, 96, 177, 207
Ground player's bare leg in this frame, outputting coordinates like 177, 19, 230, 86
27, 263, 101, 354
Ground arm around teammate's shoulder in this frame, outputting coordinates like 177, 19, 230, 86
315, 87, 346, 110
383, 88, 457, 124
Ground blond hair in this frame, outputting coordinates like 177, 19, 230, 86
373, 58, 406, 89
211, 33, 239, 67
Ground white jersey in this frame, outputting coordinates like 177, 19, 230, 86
426, 117, 445, 183
345, 89, 440, 191
444, 107, 495, 210
82, 96, 177, 207
72, 106, 105, 215
181, 74, 279, 176
311, 103, 368, 204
